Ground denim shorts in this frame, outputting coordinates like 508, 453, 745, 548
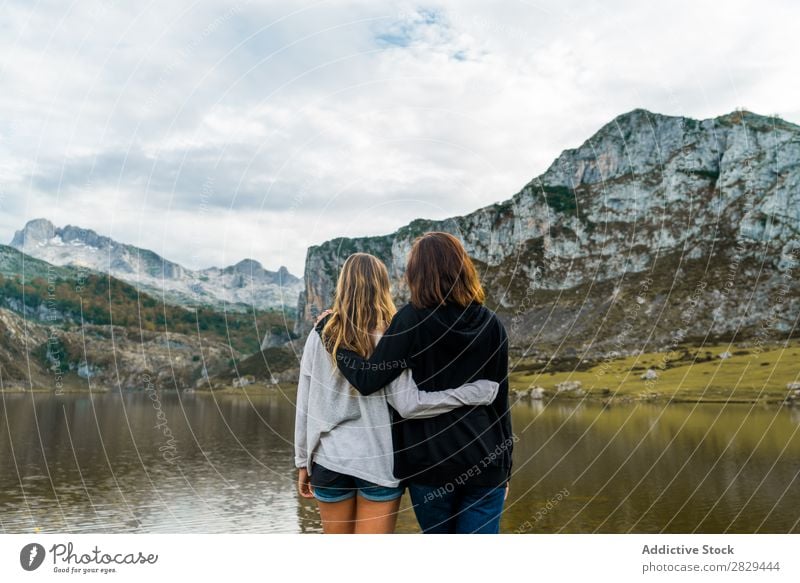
309, 462, 404, 503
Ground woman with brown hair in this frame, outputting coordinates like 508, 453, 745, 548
294, 252, 499, 534
335, 232, 513, 534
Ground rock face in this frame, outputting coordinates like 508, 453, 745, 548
295, 109, 800, 352
641, 369, 659, 381
555, 380, 583, 393
10, 219, 303, 312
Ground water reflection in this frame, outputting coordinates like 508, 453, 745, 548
1, 392, 797, 533
502, 400, 800, 534
0, 390, 301, 533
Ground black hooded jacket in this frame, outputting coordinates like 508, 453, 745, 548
333, 301, 512, 487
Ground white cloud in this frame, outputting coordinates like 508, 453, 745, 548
1, 0, 798, 275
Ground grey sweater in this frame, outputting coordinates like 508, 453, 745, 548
294, 330, 499, 487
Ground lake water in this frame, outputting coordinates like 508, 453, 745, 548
1, 390, 798, 533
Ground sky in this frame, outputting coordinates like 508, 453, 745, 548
1, 0, 798, 276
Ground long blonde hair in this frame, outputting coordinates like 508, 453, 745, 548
322, 253, 397, 360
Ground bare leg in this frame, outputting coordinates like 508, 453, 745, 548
317, 498, 357, 534
353, 496, 401, 534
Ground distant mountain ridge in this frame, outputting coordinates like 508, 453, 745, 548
10, 218, 303, 312
0, 241, 297, 390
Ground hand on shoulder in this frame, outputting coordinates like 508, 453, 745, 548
314, 309, 333, 326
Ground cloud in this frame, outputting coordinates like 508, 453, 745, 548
1, 0, 798, 275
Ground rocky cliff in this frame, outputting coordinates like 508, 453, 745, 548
296, 109, 800, 353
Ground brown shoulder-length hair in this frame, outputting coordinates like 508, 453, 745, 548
405, 232, 485, 308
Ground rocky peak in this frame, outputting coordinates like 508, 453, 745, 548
538, 109, 691, 188
230, 258, 265, 273
276, 265, 299, 284
10, 218, 56, 249
58, 224, 111, 249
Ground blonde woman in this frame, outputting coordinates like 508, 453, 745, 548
294, 253, 498, 534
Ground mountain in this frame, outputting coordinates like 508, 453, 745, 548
0, 302, 240, 392
0, 243, 297, 390
10, 218, 303, 312
0, 242, 76, 280
296, 109, 800, 355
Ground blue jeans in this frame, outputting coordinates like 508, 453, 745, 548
408, 482, 506, 534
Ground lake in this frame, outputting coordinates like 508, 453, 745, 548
1, 390, 798, 533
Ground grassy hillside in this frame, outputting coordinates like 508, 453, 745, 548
511, 341, 800, 403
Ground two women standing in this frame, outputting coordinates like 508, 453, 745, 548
294, 232, 512, 534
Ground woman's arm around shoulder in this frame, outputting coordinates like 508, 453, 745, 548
385, 369, 499, 419
335, 304, 418, 395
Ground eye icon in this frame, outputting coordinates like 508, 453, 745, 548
20, 543, 46, 571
